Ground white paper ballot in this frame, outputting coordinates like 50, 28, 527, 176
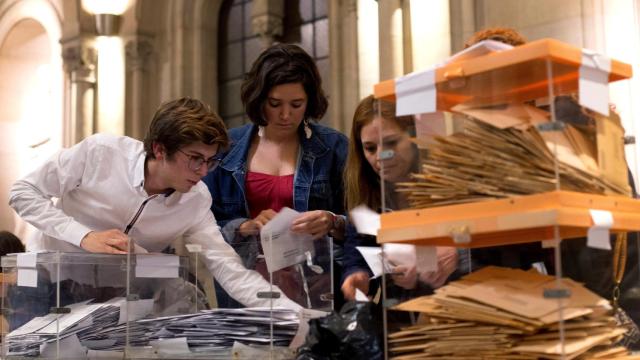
579, 49, 611, 116
355, 288, 369, 302
151, 337, 191, 357
356, 246, 385, 278
119, 298, 154, 324
396, 67, 437, 116
350, 205, 380, 236
587, 209, 613, 250
356, 244, 435, 276
39, 334, 87, 359
260, 207, 315, 273
289, 308, 330, 349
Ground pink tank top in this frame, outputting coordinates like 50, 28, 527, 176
245, 171, 294, 218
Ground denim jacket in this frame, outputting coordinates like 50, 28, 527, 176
203, 122, 348, 268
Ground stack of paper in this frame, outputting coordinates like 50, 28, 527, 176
396, 103, 628, 208
388, 266, 638, 359
6, 301, 298, 357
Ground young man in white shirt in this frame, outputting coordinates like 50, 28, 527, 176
9, 97, 299, 309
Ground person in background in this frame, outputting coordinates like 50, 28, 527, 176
341, 95, 459, 301
9, 97, 300, 310
204, 43, 348, 309
0, 231, 24, 262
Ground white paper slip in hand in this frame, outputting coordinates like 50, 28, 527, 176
350, 205, 380, 236
260, 207, 314, 273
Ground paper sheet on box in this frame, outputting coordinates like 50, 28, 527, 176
579, 50, 611, 116
17, 252, 38, 287
350, 205, 380, 236
396, 67, 436, 116
260, 207, 314, 273
587, 209, 613, 250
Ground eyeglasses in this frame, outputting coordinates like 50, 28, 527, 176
177, 149, 222, 172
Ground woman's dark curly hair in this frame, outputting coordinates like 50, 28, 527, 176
241, 43, 328, 126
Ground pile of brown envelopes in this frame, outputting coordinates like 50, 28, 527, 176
388, 266, 638, 359
396, 103, 630, 208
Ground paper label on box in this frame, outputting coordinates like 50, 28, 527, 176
587, 209, 613, 250
395, 68, 436, 116
579, 50, 611, 116
17, 268, 37, 287
16, 252, 37, 268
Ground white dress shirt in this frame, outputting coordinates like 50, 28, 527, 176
9, 133, 300, 310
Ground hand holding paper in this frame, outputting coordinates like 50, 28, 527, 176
419, 247, 458, 288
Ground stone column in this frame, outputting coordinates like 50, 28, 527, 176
62, 41, 97, 145
125, 38, 153, 140
378, 0, 405, 79
250, 0, 284, 48
329, 0, 359, 133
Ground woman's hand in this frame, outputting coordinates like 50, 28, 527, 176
341, 271, 370, 301
418, 247, 458, 288
290, 210, 334, 240
391, 264, 418, 289
238, 209, 277, 237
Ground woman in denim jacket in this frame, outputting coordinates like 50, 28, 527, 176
203, 44, 348, 309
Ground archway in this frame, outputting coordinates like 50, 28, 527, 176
0, 2, 63, 241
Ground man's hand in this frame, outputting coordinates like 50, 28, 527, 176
238, 209, 277, 237
80, 229, 129, 254
341, 271, 370, 301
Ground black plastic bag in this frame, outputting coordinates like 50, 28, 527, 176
296, 301, 383, 360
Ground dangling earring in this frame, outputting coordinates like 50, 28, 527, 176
258, 125, 265, 137
303, 119, 312, 139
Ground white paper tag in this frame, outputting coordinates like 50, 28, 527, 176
354, 288, 370, 302
579, 50, 611, 116
16, 252, 37, 268
289, 308, 330, 349
185, 244, 202, 253
16, 252, 38, 287
350, 205, 380, 236
135, 254, 180, 278
396, 67, 437, 116
587, 209, 613, 250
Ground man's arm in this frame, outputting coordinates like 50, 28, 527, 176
185, 210, 302, 310
9, 139, 94, 247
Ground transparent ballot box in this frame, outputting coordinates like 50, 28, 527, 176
219, 212, 335, 312
370, 39, 640, 359
0, 250, 306, 359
